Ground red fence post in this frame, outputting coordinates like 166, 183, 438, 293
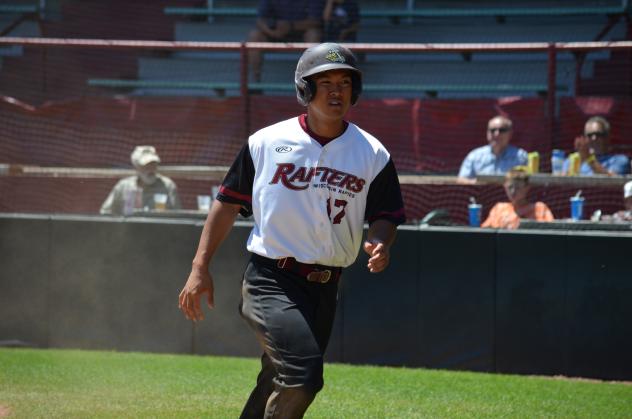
240, 42, 250, 140
547, 43, 557, 149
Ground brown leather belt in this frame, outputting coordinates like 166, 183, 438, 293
250, 254, 342, 284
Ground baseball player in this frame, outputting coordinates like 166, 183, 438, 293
179, 42, 405, 418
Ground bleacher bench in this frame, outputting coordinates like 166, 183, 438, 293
88, 79, 241, 90
87, 79, 240, 97
0, 5, 38, 14
164, 5, 629, 19
88, 78, 568, 97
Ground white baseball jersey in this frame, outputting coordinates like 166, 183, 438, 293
218, 114, 405, 268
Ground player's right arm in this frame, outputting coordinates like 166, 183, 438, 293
178, 199, 241, 321
179, 141, 254, 321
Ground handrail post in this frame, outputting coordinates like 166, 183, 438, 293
626, 14, 632, 96
547, 43, 557, 150
240, 42, 250, 139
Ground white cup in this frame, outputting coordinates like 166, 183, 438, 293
153, 193, 168, 210
197, 195, 212, 211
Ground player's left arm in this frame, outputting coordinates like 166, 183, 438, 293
363, 157, 406, 273
364, 220, 397, 273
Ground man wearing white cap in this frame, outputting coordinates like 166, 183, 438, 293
615, 180, 632, 220
600, 180, 632, 222
625, 181, 632, 204
100, 145, 181, 215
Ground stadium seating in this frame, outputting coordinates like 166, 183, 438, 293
121, 1, 628, 98
93, 50, 577, 99
0, 4, 38, 14
0, 4, 41, 63
165, 0, 629, 19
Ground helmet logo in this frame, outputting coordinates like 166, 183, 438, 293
325, 49, 345, 63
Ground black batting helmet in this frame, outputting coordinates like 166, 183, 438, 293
294, 42, 362, 106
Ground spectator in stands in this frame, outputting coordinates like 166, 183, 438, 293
457, 115, 528, 184
481, 167, 554, 229
563, 116, 630, 176
248, 0, 325, 83
323, 0, 359, 42
100, 146, 181, 215
617, 180, 632, 219
599, 180, 632, 222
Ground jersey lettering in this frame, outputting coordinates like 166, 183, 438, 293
269, 163, 365, 193
326, 198, 348, 224
350, 178, 365, 193
340, 174, 358, 191
327, 170, 345, 185
304, 167, 316, 183
288, 167, 308, 183
315, 167, 332, 182
269, 163, 309, 190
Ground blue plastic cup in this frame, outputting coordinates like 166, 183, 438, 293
570, 197, 584, 221
468, 204, 482, 227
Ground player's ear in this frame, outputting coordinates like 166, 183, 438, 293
351, 72, 361, 106
295, 76, 314, 106
305, 78, 316, 103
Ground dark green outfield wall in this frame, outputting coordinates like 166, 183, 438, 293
1, 214, 630, 380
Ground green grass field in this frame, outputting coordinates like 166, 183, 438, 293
0, 348, 630, 418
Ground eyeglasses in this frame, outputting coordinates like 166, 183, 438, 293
488, 127, 510, 134
585, 131, 607, 139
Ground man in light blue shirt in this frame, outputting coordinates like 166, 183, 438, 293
458, 116, 528, 183
562, 116, 630, 176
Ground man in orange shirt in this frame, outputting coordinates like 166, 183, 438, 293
482, 168, 554, 229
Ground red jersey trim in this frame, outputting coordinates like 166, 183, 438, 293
299, 114, 348, 146
219, 185, 252, 203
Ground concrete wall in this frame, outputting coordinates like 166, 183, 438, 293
1, 214, 631, 380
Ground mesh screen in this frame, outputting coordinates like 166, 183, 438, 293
0, 37, 631, 225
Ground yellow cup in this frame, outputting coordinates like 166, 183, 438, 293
568, 152, 581, 176
527, 152, 540, 174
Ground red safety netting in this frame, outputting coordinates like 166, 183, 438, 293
2, 94, 631, 222
1, 37, 631, 224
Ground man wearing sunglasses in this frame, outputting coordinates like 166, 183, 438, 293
457, 115, 528, 183
563, 116, 630, 176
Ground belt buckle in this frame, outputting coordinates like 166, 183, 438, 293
307, 270, 331, 284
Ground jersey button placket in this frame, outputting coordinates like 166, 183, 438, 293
317, 149, 332, 232
318, 158, 328, 200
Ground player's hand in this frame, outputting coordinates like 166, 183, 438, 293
363, 240, 390, 273
178, 267, 214, 322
